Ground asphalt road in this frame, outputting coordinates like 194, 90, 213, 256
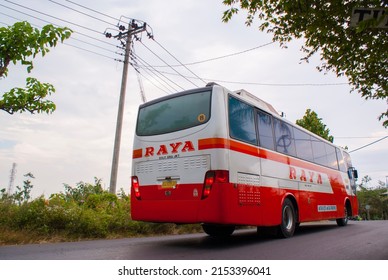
1, 220, 387, 260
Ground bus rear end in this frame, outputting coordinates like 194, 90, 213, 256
131, 84, 230, 225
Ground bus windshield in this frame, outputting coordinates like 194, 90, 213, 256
136, 90, 212, 136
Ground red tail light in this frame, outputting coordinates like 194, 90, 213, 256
202, 170, 229, 199
131, 176, 141, 200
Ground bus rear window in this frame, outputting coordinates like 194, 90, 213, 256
136, 90, 211, 136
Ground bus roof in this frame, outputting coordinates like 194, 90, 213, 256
233, 89, 281, 117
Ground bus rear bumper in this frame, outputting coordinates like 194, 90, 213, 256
130, 182, 265, 225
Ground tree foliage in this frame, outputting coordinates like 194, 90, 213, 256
0, 77, 56, 114
0, 21, 72, 114
0, 172, 35, 206
296, 109, 334, 142
222, 0, 388, 127
357, 175, 388, 220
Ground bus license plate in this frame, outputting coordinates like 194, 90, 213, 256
161, 180, 177, 189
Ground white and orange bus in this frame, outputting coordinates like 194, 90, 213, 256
131, 83, 358, 238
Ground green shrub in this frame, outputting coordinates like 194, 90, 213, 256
0, 177, 203, 245
12, 196, 46, 231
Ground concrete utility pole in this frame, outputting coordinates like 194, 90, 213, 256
109, 20, 147, 194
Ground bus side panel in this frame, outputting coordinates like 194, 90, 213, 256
261, 153, 349, 223
197, 182, 264, 226
227, 146, 284, 227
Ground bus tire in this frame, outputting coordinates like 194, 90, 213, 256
278, 198, 296, 238
202, 224, 235, 237
336, 206, 349, 227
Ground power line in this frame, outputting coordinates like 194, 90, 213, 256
0, 3, 118, 48
148, 41, 275, 68
49, 0, 117, 27
5, 1, 348, 92
3, 1, 170, 81
135, 68, 171, 95
64, 42, 117, 60
70, 37, 118, 54
137, 67, 349, 87
187, 42, 275, 66
131, 51, 184, 92
0, 9, 120, 61
213, 79, 348, 87
5, 0, 102, 34
1, 1, 125, 61
336, 136, 384, 139
136, 39, 347, 87
3, 2, 348, 89
65, 0, 146, 27
0, 11, 21, 22
139, 40, 199, 88
152, 38, 206, 84
348, 136, 388, 153
65, 0, 120, 21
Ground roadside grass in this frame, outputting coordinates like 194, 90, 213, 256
0, 177, 202, 246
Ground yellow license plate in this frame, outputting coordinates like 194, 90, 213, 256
161, 180, 177, 189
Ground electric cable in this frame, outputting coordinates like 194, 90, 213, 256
0, 9, 120, 60
152, 38, 207, 84
0, 3, 119, 48
139, 40, 199, 88
148, 41, 275, 68
64, 42, 117, 60
65, 0, 120, 21
348, 136, 388, 153
48, 0, 117, 27
4, 0, 102, 34
131, 49, 183, 92
136, 68, 350, 87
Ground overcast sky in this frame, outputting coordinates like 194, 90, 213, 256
1, 0, 387, 197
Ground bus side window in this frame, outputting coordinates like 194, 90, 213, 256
336, 148, 347, 172
294, 127, 314, 162
274, 118, 296, 156
312, 137, 329, 167
325, 143, 339, 170
228, 96, 257, 145
257, 111, 275, 150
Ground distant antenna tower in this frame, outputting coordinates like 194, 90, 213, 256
8, 163, 17, 195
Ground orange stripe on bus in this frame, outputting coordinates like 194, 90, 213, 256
199, 137, 260, 158
198, 137, 335, 174
198, 137, 230, 149
133, 149, 143, 159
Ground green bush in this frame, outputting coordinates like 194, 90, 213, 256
0, 177, 202, 245
12, 196, 47, 231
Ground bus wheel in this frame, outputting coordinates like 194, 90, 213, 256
202, 224, 235, 237
336, 206, 349, 226
278, 198, 296, 238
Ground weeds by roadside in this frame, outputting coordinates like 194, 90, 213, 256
0, 176, 201, 245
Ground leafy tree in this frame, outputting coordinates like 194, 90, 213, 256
296, 109, 334, 142
0, 21, 72, 114
222, 0, 388, 127
357, 176, 388, 220
63, 177, 105, 204
12, 173, 35, 206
